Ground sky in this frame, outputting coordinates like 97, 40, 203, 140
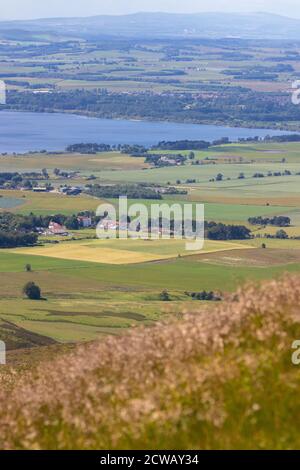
1, 0, 300, 21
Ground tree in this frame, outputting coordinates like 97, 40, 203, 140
25, 264, 32, 272
65, 216, 80, 230
23, 282, 41, 300
42, 168, 49, 179
276, 229, 288, 239
216, 173, 224, 181
23, 180, 33, 189
262, 243, 267, 249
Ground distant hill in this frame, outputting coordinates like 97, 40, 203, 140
1, 12, 300, 41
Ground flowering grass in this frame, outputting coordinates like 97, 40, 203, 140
1, 274, 300, 449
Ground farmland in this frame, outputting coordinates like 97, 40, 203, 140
1, 12, 300, 451
0, 137, 299, 348
0, 189, 103, 215
9, 238, 249, 264
2, 17, 300, 132
1, 236, 300, 346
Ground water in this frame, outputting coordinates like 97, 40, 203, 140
0, 111, 293, 154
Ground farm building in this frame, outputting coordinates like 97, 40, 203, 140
77, 216, 92, 228
48, 221, 69, 236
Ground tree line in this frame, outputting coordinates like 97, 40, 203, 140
248, 216, 291, 227
85, 184, 162, 200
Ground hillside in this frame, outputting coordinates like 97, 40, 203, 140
1, 275, 300, 450
1, 12, 300, 40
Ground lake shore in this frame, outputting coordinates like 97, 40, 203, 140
0, 110, 293, 154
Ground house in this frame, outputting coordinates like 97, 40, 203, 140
98, 220, 118, 231
77, 216, 92, 228
66, 188, 82, 196
48, 221, 69, 236
32, 187, 48, 193
60, 186, 82, 196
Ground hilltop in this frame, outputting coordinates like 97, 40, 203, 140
1, 275, 300, 449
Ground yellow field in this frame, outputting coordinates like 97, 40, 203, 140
10, 238, 252, 265
0, 151, 148, 172
253, 225, 300, 238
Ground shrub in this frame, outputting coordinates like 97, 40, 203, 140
23, 282, 41, 300
159, 290, 170, 301
2, 275, 300, 449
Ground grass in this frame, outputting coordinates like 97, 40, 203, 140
0, 140, 299, 350
9, 238, 250, 265
1, 275, 300, 449
243, 238, 300, 249
1, 244, 300, 345
0, 152, 148, 173
1, 249, 300, 292
97, 163, 300, 185
192, 248, 300, 267
112, 198, 295, 223
252, 225, 300, 238
0, 294, 174, 343
0, 320, 56, 350
0, 190, 103, 215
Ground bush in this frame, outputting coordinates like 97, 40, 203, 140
23, 282, 41, 300
2, 275, 300, 449
276, 229, 289, 239
159, 290, 170, 301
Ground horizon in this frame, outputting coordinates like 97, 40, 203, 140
1, 0, 300, 21
0, 11, 298, 22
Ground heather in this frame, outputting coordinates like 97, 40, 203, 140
1, 275, 300, 449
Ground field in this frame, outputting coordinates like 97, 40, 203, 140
10, 238, 251, 264
2, 25, 300, 133
1, 12, 300, 452
1, 238, 300, 345
1, 39, 293, 95
0, 151, 148, 173
0, 189, 103, 215
0, 139, 299, 348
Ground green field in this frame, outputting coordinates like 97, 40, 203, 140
2, 17, 300, 451
1, 244, 300, 345
0, 190, 103, 215
0, 140, 300, 349
10, 238, 250, 264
